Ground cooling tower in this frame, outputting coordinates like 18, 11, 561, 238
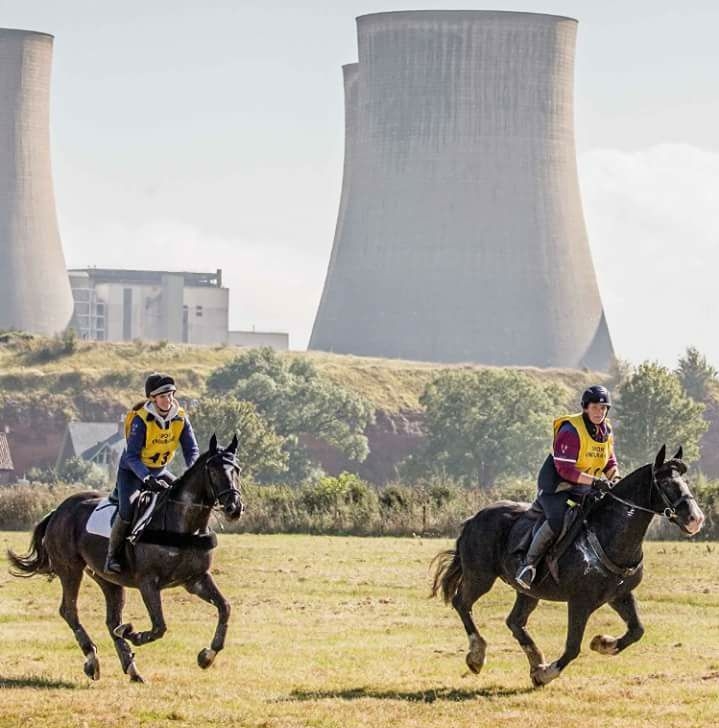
310, 11, 614, 369
0, 29, 73, 335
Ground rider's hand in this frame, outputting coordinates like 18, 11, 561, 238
610, 474, 622, 485
592, 477, 612, 493
143, 475, 168, 492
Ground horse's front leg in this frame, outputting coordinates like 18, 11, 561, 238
590, 592, 645, 656
531, 599, 595, 687
184, 571, 231, 669
115, 579, 167, 647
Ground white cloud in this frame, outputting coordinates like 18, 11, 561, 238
580, 144, 719, 368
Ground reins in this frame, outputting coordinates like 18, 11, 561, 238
604, 466, 695, 522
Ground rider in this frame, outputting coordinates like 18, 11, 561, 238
515, 385, 620, 589
104, 372, 200, 574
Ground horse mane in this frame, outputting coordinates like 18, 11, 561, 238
169, 449, 211, 493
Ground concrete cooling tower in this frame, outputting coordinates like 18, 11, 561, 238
310, 11, 614, 369
0, 29, 73, 335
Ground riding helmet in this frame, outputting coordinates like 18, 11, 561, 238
581, 384, 611, 409
145, 372, 176, 398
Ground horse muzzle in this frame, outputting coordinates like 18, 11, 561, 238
677, 503, 705, 536
224, 498, 244, 520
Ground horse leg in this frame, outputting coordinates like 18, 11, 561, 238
505, 593, 545, 673
115, 580, 167, 647
451, 569, 496, 675
590, 592, 645, 656
56, 567, 100, 680
531, 600, 594, 688
89, 574, 144, 683
184, 572, 231, 669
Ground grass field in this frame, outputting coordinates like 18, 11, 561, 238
1, 532, 718, 728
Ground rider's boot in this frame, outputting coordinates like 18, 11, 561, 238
104, 517, 131, 574
515, 521, 556, 589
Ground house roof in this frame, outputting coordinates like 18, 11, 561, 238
0, 432, 14, 470
67, 423, 123, 459
83, 431, 125, 462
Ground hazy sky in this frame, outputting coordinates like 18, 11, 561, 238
2, 1, 718, 366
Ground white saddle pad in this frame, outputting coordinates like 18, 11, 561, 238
86, 497, 117, 538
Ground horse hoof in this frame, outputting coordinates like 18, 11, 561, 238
465, 651, 485, 675
127, 661, 144, 683
197, 648, 217, 669
113, 623, 133, 639
590, 634, 619, 655
531, 662, 560, 688
83, 655, 100, 681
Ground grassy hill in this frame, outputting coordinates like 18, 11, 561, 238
0, 333, 601, 416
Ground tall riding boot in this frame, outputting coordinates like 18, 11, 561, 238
515, 521, 556, 589
104, 517, 131, 574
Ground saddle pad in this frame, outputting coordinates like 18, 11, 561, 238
86, 497, 116, 538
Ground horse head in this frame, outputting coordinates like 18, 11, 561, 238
650, 445, 704, 536
205, 433, 244, 520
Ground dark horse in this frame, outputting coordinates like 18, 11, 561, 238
8, 434, 244, 683
431, 446, 704, 687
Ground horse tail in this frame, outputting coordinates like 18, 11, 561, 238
430, 547, 463, 604
7, 511, 55, 578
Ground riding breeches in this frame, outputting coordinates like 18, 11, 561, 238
538, 491, 576, 533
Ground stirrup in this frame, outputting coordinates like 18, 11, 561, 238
515, 564, 536, 590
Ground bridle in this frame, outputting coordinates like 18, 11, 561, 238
205, 452, 244, 513
605, 465, 695, 522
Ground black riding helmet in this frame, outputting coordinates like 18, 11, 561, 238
145, 372, 176, 398
581, 384, 611, 409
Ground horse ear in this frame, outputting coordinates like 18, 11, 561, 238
654, 445, 666, 470
209, 433, 218, 453
673, 445, 683, 461
229, 433, 238, 453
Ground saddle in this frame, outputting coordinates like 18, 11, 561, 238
511, 493, 596, 584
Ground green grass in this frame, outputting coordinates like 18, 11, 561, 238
1, 533, 718, 727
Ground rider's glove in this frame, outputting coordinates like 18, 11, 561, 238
143, 475, 169, 492
591, 477, 612, 493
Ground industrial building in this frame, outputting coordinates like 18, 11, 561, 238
311, 11, 614, 369
0, 29, 74, 335
69, 267, 288, 349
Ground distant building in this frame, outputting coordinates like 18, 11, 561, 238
56, 422, 125, 477
228, 330, 289, 350
68, 267, 290, 350
68, 268, 229, 345
0, 430, 16, 484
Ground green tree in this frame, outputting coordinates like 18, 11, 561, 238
675, 346, 718, 402
190, 396, 288, 479
57, 456, 108, 489
207, 349, 374, 481
615, 361, 708, 469
416, 369, 566, 487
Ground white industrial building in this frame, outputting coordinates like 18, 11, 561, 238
69, 267, 288, 349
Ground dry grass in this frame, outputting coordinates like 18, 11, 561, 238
0, 336, 602, 414
1, 533, 718, 727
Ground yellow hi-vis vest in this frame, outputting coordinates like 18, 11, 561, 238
124, 403, 187, 469
553, 412, 613, 478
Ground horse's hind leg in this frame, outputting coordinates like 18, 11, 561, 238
56, 567, 100, 680
184, 572, 231, 669
89, 574, 144, 683
590, 592, 645, 656
451, 569, 496, 675
506, 593, 545, 672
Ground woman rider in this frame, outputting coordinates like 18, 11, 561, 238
515, 385, 620, 589
104, 373, 200, 574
